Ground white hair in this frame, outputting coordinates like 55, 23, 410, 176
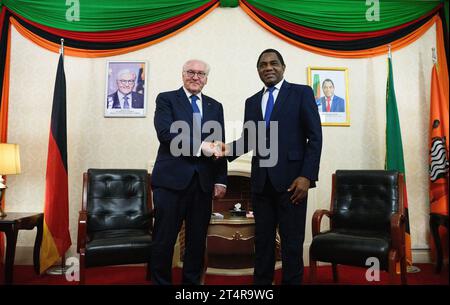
182, 59, 210, 75
116, 69, 136, 79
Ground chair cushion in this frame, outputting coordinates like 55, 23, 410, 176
85, 229, 152, 267
310, 229, 390, 270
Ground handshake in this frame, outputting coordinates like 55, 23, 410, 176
201, 141, 230, 158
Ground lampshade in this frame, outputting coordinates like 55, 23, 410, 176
0, 143, 21, 175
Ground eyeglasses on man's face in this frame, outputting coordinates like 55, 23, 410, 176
118, 79, 136, 85
184, 70, 207, 79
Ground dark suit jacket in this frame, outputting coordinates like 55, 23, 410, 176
152, 87, 227, 192
108, 91, 144, 109
316, 95, 345, 112
229, 81, 322, 193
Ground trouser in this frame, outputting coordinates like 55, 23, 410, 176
252, 178, 307, 285
151, 174, 212, 285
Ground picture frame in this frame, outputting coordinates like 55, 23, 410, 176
307, 67, 350, 126
105, 60, 147, 117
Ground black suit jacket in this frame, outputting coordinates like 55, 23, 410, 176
229, 81, 322, 193
152, 87, 227, 192
108, 91, 144, 109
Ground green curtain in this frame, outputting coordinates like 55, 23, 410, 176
246, 0, 442, 32
2, 0, 211, 31
1, 0, 445, 32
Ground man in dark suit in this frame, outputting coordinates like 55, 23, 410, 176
151, 59, 227, 285
316, 79, 345, 112
107, 69, 144, 109
217, 49, 322, 284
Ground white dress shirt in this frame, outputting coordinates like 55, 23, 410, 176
261, 79, 284, 117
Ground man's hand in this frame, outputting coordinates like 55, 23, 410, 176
201, 141, 217, 157
214, 185, 226, 199
287, 176, 310, 204
212, 141, 230, 158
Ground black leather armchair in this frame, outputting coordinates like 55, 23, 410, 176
309, 170, 407, 284
77, 169, 153, 284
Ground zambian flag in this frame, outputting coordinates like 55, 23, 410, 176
313, 74, 321, 100
39, 53, 71, 273
385, 55, 412, 267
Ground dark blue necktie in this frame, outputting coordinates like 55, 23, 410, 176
190, 95, 201, 117
264, 86, 275, 127
190, 95, 202, 130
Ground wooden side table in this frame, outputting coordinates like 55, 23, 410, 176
207, 212, 256, 270
0, 212, 44, 285
204, 211, 281, 276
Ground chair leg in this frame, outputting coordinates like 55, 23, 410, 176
400, 257, 407, 285
79, 250, 86, 285
388, 252, 397, 284
332, 264, 339, 283
309, 257, 317, 283
146, 262, 151, 281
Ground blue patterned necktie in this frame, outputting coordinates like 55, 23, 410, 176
190, 95, 202, 130
123, 95, 130, 109
264, 86, 275, 127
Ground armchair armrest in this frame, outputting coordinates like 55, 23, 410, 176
390, 212, 406, 256
77, 210, 87, 253
312, 209, 332, 237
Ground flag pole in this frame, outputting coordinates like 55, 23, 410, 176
60, 38, 64, 57
432, 47, 437, 65
46, 38, 70, 276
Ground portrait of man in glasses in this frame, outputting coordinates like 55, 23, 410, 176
107, 68, 145, 110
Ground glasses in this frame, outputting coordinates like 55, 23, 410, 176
118, 79, 135, 85
184, 70, 207, 79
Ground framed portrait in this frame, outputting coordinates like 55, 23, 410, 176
307, 67, 350, 126
105, 60, 147, 117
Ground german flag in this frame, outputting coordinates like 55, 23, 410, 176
39, 53, 71, 273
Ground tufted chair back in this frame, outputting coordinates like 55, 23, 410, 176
86, 169, 151, 232
332, 170, 399, 234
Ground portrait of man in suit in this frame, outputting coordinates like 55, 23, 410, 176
107, 69, 144, 109
316, 79, 345, 112
105, 61, 147, 117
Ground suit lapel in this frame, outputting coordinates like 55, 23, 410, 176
255, 89, 264, 122
112, 92, 120, 108
201, 94, 213, 124
270, 81, 291, 121
176, 87, 194, 125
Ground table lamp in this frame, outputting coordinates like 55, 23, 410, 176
0, 143, 21, 217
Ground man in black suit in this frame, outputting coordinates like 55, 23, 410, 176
107, 69, 144, 109
217, 49, 322, 284
151, 59, 227, 285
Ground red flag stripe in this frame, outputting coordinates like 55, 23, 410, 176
43, 131, 71, 255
